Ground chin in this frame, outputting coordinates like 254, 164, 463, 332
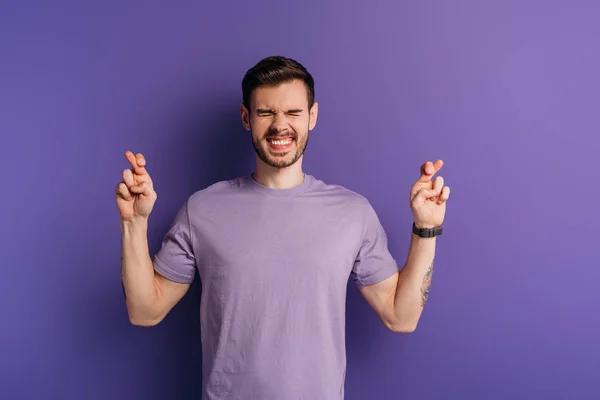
263, 153, 299, 168
265, 158, 296, 169
253, 136, 306, 169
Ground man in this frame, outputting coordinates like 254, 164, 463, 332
116, 56, 450, 399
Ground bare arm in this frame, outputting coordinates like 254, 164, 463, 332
120, 217, 190, 326
360, 232, 435, 333
116, 150, 190, 326
360, 159, 449, 332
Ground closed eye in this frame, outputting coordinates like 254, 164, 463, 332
256, 109, 275, 117
255, 108, 304, 117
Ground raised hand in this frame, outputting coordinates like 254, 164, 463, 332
409, 160, 450, 229
115, 151, 157, 222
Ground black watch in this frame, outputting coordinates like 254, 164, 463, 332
412, 222, 443, 238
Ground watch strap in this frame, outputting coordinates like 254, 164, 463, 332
412, 222, 443, 238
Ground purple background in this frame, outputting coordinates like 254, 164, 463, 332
1, 1, 599, 399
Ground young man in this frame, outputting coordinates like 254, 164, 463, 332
116, 56, 450, 399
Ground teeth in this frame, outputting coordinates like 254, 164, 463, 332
271, 139, 292, 145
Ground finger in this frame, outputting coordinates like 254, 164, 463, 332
418, 159, 444, 183
432, 176, 444, 194
116, 182, 133, 201
135, 152, 146, 167
122, 169, 135, 188
429, 176, 443, 202
437, 186, 450, 204
417, 161, 432, 183
125, 150, 149, 176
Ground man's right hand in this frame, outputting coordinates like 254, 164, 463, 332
116, 150, 157, 221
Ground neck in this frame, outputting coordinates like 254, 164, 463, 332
252, 157, 305, 189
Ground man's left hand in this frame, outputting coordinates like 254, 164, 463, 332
410, 160, 450, 229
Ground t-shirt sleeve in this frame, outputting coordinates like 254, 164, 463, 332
153, 199, 197, 284
351, 201, 399, 288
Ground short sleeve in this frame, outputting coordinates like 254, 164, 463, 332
351, 202, 399, 288
153, 199, 197, 284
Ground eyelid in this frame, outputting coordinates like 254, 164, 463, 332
257, 109, 302, 116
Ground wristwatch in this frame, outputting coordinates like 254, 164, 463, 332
412, 222, 443, 238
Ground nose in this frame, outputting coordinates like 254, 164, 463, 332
270, 111, 288, 133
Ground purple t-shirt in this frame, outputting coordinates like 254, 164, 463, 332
153, 173, 398, 399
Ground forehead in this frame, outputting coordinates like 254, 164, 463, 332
251, 79, 308, 110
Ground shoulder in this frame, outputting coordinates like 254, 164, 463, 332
190, 178, 241, 197
308, 176, 382, 237
308, 175, 373, 210
183, 177, 246, 211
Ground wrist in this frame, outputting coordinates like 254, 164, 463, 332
413, 222, 437, 229
121, 217, 149, 233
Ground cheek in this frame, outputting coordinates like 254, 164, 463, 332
250, 119, 269, 133
291, 118, 309, 130
254, 117, 273, 126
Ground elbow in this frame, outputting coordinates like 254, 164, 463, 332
129, 315, 162, 327
388, 324, 417, 333
385, 319, 418, 333
127, 305, 164, 327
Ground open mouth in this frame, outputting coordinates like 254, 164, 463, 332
266, 137, 295, 151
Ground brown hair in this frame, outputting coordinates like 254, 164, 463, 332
241, 56, 315, 113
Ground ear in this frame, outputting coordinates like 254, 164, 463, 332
240, 103, 251, 131
308, 101, 319, 131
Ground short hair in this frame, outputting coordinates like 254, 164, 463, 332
241, 56, 315, 112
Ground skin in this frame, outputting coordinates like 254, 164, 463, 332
116, 78, 450, 331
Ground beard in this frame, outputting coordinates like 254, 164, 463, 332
251, 127, 309, 169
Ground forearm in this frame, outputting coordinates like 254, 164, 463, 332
393, 232, 436, 329
120, 218, 161, 324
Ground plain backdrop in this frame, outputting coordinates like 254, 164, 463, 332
1, 1, 599, 399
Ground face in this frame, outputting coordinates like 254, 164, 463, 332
241, 79, 318, 169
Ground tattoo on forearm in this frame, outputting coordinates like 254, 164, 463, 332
121, 253, 126, 299
420, 260, 434, 307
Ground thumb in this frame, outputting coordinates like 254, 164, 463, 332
413, 187, 436, 204
130, 181, 153, 196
